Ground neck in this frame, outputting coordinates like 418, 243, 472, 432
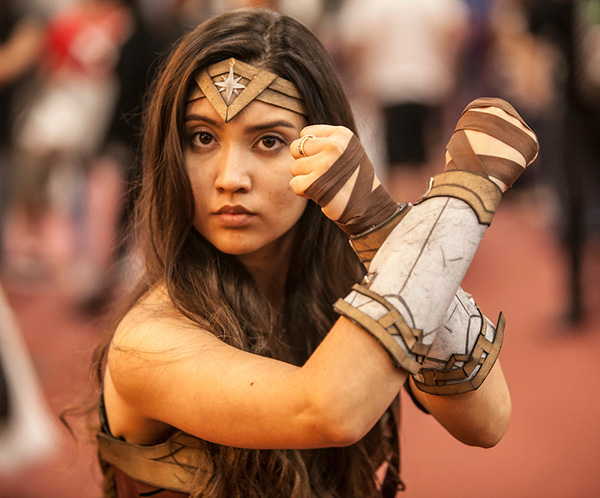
236, 228, 297, 310
249, 263, 288, 310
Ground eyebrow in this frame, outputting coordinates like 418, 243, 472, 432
184, 114, 297, 133
184, 114, 220, 126
246, 120, 297, 133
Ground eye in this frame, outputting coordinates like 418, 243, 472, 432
187, 130, 215, 149
187, 130, 216, 149
256, 135, 285, 152
262, 136, 279, 148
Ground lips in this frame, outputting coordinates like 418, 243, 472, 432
213, 205, 255, 227
215, 205, 254, 215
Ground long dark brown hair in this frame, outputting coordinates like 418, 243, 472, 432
92, 8, 401, 497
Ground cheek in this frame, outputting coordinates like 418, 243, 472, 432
270, 183, 307, 227
186, 168, 209, 226
268, 168, 305, 207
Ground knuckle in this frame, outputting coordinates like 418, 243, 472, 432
289, 177, 300, 193
289, 176, 306, 195
314, 157, 332, 175
331, 127, 353, 154
289, 159, 300, 175
326, 140, 347, 158
334, 126, 353, 142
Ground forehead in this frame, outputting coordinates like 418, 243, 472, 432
185, 98, 306, 130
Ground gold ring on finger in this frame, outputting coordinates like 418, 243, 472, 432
297, 134, 315, 158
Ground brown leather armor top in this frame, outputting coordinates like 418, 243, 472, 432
108, 464, 189, 498
97, 393, 405, 497
98, 394, 210, 497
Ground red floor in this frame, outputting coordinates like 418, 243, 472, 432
0, 196, 599, 497
401, 198, 600, 497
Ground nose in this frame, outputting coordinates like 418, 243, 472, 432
214, 145, 251, 193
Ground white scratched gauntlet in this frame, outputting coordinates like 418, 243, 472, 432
335, 193, 492, 374
333, 98, 538, 390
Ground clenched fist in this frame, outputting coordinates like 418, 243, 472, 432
289, 125, 398, 236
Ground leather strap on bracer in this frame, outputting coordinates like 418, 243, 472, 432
419, 97, 539, 226
349, 203, 411, 270
334, 284, 430, 374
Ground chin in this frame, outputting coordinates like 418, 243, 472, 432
210, 236, 265, 257
200, 223, 297, 261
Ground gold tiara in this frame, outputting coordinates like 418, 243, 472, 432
188, 58, 307, 122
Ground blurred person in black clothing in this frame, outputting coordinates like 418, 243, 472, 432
526, 0, 600, 323
0, 0, 44, 267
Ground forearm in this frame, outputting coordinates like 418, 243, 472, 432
408, 361, 511, 447
302, 315, 409, 444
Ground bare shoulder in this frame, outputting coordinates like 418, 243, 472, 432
103, 284, 326, 449
111, 283, 220, 355
104, 283, 224, 443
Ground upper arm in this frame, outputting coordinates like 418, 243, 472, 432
107, 315, 319, 449
105, 303, 409, 450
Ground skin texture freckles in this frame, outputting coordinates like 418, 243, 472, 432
183, 99, 308, 286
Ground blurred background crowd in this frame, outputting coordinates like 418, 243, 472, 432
0, 0, 599, 497
0, 0, 598, 320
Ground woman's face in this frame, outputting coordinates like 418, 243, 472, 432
183, 97, 308, 264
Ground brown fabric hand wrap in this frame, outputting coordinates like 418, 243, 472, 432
446, 97, 539, 188
304, 135, 398, 235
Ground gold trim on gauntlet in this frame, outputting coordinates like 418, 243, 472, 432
417, 170, 502, 226
412, 305, 504, 395
334, 284, 430, 374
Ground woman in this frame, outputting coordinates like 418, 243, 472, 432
92, 8, 537, 498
